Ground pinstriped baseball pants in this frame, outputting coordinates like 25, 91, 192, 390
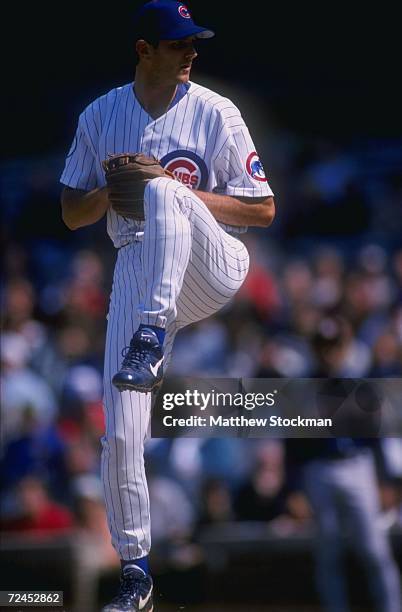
101, 177, 249, 560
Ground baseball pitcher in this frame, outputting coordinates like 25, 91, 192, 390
60, 2, 275, 610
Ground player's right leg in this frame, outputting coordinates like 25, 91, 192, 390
102, 242, 155, 611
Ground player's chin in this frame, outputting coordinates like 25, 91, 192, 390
177, 68, 191, 82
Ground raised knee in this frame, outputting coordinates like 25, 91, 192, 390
144, 176, 182, 202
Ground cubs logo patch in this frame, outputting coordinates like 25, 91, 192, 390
161, 150, 208, 190
246, 152, 267, 182
178, 4, 191, 18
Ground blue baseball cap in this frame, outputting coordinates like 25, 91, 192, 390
134, 1, 215, 42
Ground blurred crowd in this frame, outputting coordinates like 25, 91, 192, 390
1, 136, 402, 601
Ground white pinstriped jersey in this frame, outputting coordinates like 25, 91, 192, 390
60, 80, 274, 247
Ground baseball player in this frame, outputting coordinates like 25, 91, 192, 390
60, 1, 275, 610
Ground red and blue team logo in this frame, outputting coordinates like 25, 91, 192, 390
246, 151, 267, 182
161, 150, 208, 190
178, 4, 191, 18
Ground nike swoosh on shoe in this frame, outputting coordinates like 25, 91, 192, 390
150, 357, 164, 377
139, 584, 153, 609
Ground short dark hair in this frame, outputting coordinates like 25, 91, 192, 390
135, 33, 160, 48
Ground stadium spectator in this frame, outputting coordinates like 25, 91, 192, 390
233, 441, 289, 522
1, 476, 74, 535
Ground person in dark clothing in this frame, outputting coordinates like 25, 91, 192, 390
234, 441, 288, 523
285, 315, 401, 612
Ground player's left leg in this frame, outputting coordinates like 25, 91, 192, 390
112, 177, 193, 393
137, 175, 250, 329
112, 176, 249, 392
172, 188, 249, 330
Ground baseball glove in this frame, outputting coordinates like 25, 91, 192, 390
102, 153, 174, 221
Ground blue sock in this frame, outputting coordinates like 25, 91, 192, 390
121, 556, 149, 575
139, 324, 165, 345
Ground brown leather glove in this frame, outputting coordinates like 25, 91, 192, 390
102, 153, 174, 221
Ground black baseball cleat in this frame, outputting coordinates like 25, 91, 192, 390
102, 565, 153, 611
112, 328, 164, 393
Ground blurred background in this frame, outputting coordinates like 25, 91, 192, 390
2, 1, 402, 610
